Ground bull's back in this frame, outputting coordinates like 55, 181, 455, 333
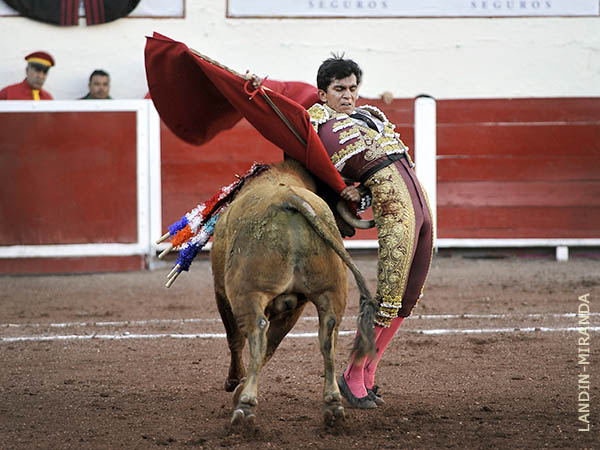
213, 184, 344, 297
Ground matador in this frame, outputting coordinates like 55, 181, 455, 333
307, 56, 433, 409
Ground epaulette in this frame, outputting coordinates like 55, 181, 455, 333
307, 104, 330, 133
358, 105, 394, 129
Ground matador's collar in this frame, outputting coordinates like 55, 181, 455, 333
308, 103, 392, 129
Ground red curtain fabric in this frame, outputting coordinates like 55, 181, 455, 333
84, 0, 141, 25
144, 32, 346, 194
4, 0, 140, 26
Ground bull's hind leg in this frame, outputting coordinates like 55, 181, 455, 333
230, 294, 270, 426
315, 292, 346, 426
215, 289, 246, 392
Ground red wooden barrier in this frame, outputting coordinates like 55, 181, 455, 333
0, 111, 138, 245
0, 110, 143, 273
1, 97, 598, 274
436, 98, 600, 239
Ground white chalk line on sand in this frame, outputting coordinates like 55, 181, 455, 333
2, 326, 599, 343
2, 312, 598, 330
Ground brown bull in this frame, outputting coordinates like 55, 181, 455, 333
211, 160, 376, 426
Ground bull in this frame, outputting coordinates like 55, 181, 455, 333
211, 159, 377, 426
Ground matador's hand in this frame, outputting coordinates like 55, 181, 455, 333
340, 185, 360, 203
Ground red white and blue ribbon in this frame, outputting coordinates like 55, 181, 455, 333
158, 162, 269, 287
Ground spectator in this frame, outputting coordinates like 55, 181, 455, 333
0, 51, 55, 100
80, 69, 111, 99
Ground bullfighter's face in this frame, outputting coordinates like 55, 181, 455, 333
318, 74, 359, 115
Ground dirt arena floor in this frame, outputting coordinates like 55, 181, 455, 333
1, 250, 599, 449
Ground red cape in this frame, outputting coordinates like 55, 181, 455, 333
144, 32, 346, 194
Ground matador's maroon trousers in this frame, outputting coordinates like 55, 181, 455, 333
346, 157, 433, 398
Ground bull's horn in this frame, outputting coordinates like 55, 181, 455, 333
158, 243, 173, 259
336, 200, 375, 230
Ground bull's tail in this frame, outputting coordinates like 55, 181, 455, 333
283, 189, 377, 360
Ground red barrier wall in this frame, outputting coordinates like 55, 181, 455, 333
0, 111, 142, 273
0, 111, 138, 244
1, 97, 598, 274
436, 98, 600, 238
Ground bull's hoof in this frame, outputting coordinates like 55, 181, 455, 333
323, 391, 345, 425
230, 382, 258, 427
230, 396, 257, 427
322, 398, 345, 426
231, 408, 256, 427
231, 408, 244, 425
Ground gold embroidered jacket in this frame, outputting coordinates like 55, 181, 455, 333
307, 103, 409, 182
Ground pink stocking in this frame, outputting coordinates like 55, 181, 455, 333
364, 317, 405, 390
342, 327, 385, 397
343, 358, 368, 398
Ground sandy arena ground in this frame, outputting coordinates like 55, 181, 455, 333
1, 250, 599, 449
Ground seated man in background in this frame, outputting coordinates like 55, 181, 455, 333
0, 51, 55, 100
80, 69, 111, 99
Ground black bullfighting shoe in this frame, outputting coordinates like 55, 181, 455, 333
367, 385, 384, 406
338, 374, 377, 409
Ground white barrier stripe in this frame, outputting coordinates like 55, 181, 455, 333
3, 312, 597, 330
2, 326, 599, 343
418, 326, 600, 335
411, 312, 600, 320
2, 318, 223, 329
1, 333, 224, 342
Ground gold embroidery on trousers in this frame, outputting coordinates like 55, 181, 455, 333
365, 165, 416, 327
375, 294, 404, 327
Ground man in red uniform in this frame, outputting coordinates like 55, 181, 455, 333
0, 51, 55, 100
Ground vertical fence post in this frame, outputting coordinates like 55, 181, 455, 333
147, 100, 163, 269
414, 95, 437, 247
136, 101, 151, 267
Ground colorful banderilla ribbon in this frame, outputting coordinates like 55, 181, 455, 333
156, 162, 268, 287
